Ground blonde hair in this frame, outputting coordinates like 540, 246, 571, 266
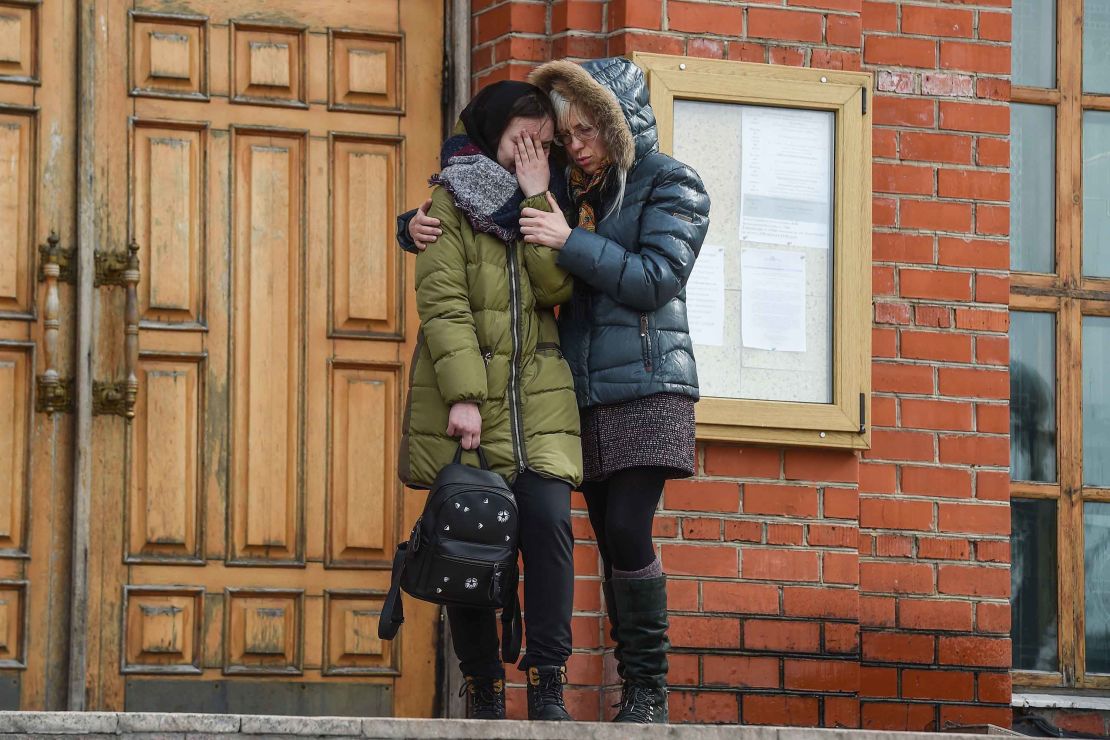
548, 88, 626, 221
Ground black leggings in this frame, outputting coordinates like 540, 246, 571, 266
447, 470, 573, 677
581, 466, 669, 578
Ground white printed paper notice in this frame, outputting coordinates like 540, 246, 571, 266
739, 107, 833, 250
741, 248, 807, 353
686, 244, 726, 347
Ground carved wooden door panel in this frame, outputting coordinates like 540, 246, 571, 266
0, 0, 77, 710
83, 0, 441, 714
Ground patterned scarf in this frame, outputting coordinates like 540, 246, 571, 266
430, 134, 523, 241
568, 163, 611, 232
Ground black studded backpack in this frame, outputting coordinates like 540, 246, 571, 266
378, 445, 521, 661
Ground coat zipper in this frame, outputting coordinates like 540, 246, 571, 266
640, 314, 654, 372
506, 241, 528, 473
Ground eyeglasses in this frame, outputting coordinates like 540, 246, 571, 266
553, 124, 599, 147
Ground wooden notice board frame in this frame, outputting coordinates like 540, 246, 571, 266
632, 53, 873, 449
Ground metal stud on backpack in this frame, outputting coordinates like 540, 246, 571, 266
378, 445, 522, 662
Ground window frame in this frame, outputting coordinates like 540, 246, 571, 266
1012, 0, 1110, 692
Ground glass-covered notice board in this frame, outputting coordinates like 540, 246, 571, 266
631, 53, 873, 449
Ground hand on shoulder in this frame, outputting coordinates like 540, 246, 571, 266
408, 198, 442, 251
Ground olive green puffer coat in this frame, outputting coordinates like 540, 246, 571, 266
398, 187, 583, 488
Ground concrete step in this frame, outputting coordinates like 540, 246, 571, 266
0, 713, 1017, 739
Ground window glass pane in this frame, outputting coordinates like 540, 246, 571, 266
1011, 105, 1055, 274
1086, 1, 1110, 93
1083, 112, 1110, 277
1084, 316, 1110, 486
1012, 499, 1058, 671
1014, 0, 1056, 88
1086, 502, 1110, 673
1010, 312, 1057, 482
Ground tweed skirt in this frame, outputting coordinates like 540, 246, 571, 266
579, 392, 697, 483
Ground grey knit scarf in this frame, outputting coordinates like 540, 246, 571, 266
430, 135, 522, 242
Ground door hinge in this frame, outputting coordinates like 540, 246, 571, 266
37, 233, 77, 284
35, 375, 76, 414
862, 87, 869, 115
859, 392, 867, 435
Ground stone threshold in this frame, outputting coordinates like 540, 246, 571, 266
0, 713, 1016, 739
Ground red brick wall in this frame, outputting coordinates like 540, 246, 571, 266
862, 0, 1012, 730
471, 0, 1013, 729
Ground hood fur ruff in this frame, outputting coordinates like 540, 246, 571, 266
528, 60, 636, 172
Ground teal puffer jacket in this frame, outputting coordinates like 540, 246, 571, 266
530, 57, 711, 409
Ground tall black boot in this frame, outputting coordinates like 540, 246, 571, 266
527, 665, 572, 721
602, 579, 624, 680
611, 575, 669, 723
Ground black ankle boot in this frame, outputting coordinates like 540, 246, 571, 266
613, 684, 668, 723
610, 575, 670, 723
526, 665, 572, 721
459, 675, 505, 719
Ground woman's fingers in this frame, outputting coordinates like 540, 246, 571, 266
545, 191, 559, 210
409, 198, 440, 249
461, 426, 480, 449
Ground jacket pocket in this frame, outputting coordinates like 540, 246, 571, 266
671, 211, 694, 224
536, 341, 563, 359
639, 314, 654, 373
479, 347, 494, 366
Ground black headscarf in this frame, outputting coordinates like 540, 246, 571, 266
459, 80, 544, 160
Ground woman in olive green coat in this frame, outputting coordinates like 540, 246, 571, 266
397, 82, 582, 721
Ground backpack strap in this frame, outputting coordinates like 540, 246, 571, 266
377, 543, 408, 641
500, 585, 522, 663
452, 444, 492, 470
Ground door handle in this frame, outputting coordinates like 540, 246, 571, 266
35, 233, 75, 415
34, 236, 141, 418
92, 240, 140, 420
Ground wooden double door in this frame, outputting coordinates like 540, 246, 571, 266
0, 0, 441, 713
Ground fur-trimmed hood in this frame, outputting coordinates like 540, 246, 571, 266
529, 57, 658, 171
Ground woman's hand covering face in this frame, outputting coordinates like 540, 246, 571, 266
513, 131, 551, 198
520, 192, 573, 250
